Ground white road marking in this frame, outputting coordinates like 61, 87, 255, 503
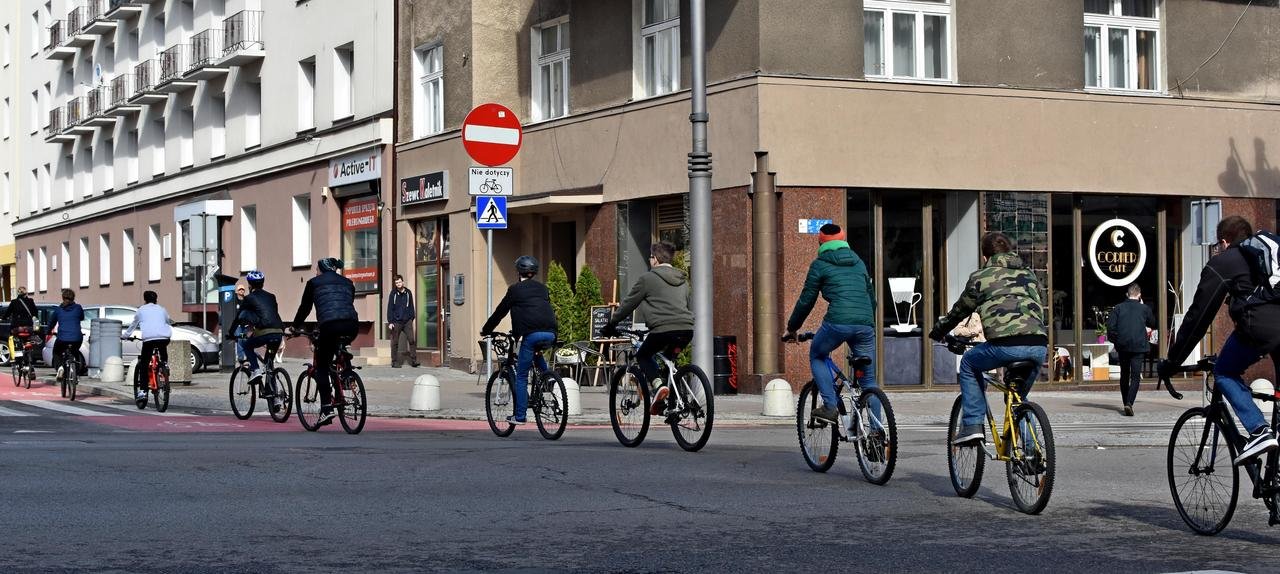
13, 400, 122, 417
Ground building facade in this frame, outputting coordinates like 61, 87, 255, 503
6, 0, 396, 351
394, 0, 1280, 387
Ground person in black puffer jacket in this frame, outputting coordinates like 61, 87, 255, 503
235, 270, 287, 405
293, 257, 359, 425
481, 255, 557, 425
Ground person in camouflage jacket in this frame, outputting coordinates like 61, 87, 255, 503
929, 232, 1048, 445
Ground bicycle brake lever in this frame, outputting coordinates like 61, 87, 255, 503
1162, 377, 1184, 400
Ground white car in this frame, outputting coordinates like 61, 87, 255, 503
42, 304, 221, 372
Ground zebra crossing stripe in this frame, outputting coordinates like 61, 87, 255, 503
0, 405, 35, 417
87, 400, 195, 417
13, 400, 122, 417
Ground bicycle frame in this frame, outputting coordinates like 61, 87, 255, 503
1191, 377, 1280, 507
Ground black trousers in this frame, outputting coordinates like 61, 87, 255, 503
135, 339, 170, 389
1118, 351, 1146, 407
636, 330, 693, 384
314, 320, 360, 408
53, 341, 81, 372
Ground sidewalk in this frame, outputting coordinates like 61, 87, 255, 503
76, 360, 1202, 427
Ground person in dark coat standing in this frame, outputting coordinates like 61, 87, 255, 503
386, 275, 420, 368
1107, 283, 1156, 416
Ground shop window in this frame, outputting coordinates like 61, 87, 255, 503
1080, 196, 1159, 381
981, 192, 1050, 379
1084, 0, 1160, 92
341, 197, 379, 292
864, 0, 951, 81
881, 190, 924, 386
414, 219, 443, 350
655, 195, 687, 252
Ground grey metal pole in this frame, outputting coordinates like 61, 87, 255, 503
485, 228, 493, 380
689, 0, 714, 376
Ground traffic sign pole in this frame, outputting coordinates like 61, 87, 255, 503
485, 228, 493, 381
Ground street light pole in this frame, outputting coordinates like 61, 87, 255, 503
688, 0, 714, 376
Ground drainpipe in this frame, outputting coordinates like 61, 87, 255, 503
751, 151, 779, 377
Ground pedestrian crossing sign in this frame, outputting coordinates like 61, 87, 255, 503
476, 196, 508, 230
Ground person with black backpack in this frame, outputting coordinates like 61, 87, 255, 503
1159, 216, 1280, 465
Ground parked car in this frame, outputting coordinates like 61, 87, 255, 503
39, 304, 220, 372
0, 302, 60, 366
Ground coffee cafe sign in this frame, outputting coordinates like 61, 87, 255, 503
1089, 218, 1147, 287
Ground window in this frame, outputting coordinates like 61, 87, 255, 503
412, 44, 443, 138
78, 238, 89, 287
333, 44, 354, 120
60, 242, 69, 288
30, 12, 38, 56
122, 229, 135, 284
1, 171, 8, 214
29, 90, 37, 134
41, 82, 50, 127
341, 197, 379, 292
2, 24, 9, 66
99, 234, 111, 286
174, 222, 182, 276
60, 152, 73, 202
637, 0, 680, 97
148, 224, 161, 281
40, 163, 51, 209
210, 95, 225, 159
126, 128, 139, 183
297, 58, 316, 132
24, 251, 33, 293
100, 139, 114, 193
37, 247, 47, 293
2, 97, 9, 139
291, 195, 310, 266
27, 170, 37, 214
151, 116, 165, 176
245, 80, 261, 149
532, 20, 570, 121
240, 205, 256, 270
864, 0, 951, 81
1084, 0, 1160, 92
179, 106, 193, 168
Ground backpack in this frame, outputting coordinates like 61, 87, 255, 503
1239, 230, 1280, 307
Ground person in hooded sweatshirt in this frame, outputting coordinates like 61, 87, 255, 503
783, 224, 878, 424
602, 241, 693, 414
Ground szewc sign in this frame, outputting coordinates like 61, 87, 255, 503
1089, 218, 1147, 287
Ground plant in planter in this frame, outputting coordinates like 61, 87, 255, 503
1092, 305, 1111, 343
575, 265, 603, 344
546, 261, 579, 343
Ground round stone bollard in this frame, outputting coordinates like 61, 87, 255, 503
1252, 379, 1275, 413
562, 377, 582, 416
762, 378, 794, 417
124, 358, 140, 387
410, 374, 440, 411
100, 356, 125, 383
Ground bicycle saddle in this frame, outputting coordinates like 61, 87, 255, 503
532, 340, 558, 352
849, 355, 872, 369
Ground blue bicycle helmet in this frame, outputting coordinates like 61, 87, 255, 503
317, 257, 344, 273
245, 270, 265, 288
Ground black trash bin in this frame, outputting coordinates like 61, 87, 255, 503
712, 335, 738, 395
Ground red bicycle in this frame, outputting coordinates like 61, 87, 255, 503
128, 337, 170, 412
289, 330, 366, 434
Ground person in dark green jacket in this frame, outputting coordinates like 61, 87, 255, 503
783, 224, 877, 424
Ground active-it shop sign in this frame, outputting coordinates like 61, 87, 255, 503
329, 148, 383, 187
400, 171, 447, 206
1089, 218, 1147, 287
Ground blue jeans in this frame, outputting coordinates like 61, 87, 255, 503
1213, 333, 1276, 434
810, 322, 879, 419
958, 343, 1046, 427
239, 333, 282, 372
515, 331, 555, 420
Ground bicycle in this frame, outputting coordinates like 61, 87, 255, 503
1163, 356, 1280, 535
784, 331, 897, 485
8, 329, 38, 390
943, 334, 1056, 514
479, 178, 502, 194
127, 337, 171, 412
480, 332, 569, 440
607, 327, 714, 452
54, 341, 81, 401
289, 330, 366, 434
228, 337, 293, 423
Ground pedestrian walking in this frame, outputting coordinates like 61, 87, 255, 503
1107, 283, 1156, 416
387, 274, 420, 368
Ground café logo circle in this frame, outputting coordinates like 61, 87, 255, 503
1089, 218, 1147, 287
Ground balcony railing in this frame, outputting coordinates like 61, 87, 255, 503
133, 59, 157, 95
191, 28, 223, 70
66, 6, 84, 35
158, 44, 190, 84
45, 21, 65, 50
85, 0, 104, 24
222, 10, 264, 55
109, 74, 132, 107
67, 97, 85, 125
106, 0, 144, 18
87, 87, 107, 116
48, 107, 65, 135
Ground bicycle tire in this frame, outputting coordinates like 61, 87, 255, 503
133, 375, 147, 409
269, 369, 293, 423
670, 365, 714, 452
609, 367, 650, 447
1006, 401, 1055, 515
1168, 407, 1239, 535
485, 368, 516, 437
154, 371, 170, 413
228, 367, 256, 420
947, 395, 984, 498
854, 387, 897, 486
24, 360, 32, 389
10, 357, 19, 387
796, 382, 838, 472
66, 359, 77, 401
59, 368, 67, 398
295, 370, 322, 432
534, 371, 568, 440
338, 371, 367, 435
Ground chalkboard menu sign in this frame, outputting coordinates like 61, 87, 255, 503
590, 305, 632, 342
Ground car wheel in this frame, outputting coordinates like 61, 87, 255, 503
0, 343, 10, 366
190, 349, 202, 373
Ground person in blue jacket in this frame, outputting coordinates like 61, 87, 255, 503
45, 288, 86, 381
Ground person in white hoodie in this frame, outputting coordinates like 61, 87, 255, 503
124, 291, 173, 401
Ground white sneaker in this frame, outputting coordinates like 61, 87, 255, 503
55, 366, 64, 380
249, 369, 264, 383
1235, 429, 1279, 466
136, 389, 148, 400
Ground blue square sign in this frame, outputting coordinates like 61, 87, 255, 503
476, 196, 508, 230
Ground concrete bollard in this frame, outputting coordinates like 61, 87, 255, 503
562, 377, 582, 416
762, 378, 794, 417
124, 358, 139, 387
1253, 379, 1275, 413
410, 374, 440, 411
101, 356, 125, 383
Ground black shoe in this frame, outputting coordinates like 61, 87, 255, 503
1235, 428, 1279, 466
811, 404, 839, 423
391, 364, 402, 369
953, 424, 984, 446
411, 363, 421, 368
1123, 405, 1134, 417
317, 409, 337, 426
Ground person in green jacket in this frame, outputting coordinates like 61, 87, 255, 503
783, 224, 878, 423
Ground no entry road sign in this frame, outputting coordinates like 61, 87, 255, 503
462, 103, 523, 167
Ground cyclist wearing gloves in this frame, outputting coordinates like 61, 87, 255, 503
480, 256, 557, 426
235, 271, 286, 406
1159, 216, 1280, 465
4, 287, 42, 350
929, 232, 1047, 446
292, 258, 359, 426
123, 291, 172, 401
46, 289, 85, 382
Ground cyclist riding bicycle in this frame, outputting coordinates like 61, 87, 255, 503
235, 270, 286, 407
602, 241, 693, 415
122, 290, 172, 401
4, 286, 42, 350
480, 255, 557, 426
1158, 215, 1280, 465
291, 257, 359, 426
46, 288, 85, 382
929, 232, 1048, 446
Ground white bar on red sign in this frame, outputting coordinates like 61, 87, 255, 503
464, 124, 520, 146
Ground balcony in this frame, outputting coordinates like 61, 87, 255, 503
157, 44, 198, 92
82, 0, 119, 34
218, 10, 264, 66
85, 87, 117, 127
45, 107, 76, 143
106, 74, 142, 115
66, 97, 95, 135
44, 21, 76, 60
186, 29, 228, 80
64, 7, 94, 47
104, 0, 145, 19
128, 59, 168, 104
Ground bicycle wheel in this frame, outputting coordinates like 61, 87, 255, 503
295, 370, 322, 432
485, 368, 516, 437
947, 395, 984, 498
854, 387, 897, 486
66, 360, 78, 401
609, 367, 650, 447
670, 365, 714, 452
59, 367, 67, 398
133, 374, 147, 409
10, 357, 19, 387
338, 371, 367, 435
1006, 401, 1055, 515
534, 372, 568, 441
228, 368, 256, 420
23, 361, 32, 389
154, 372, 170, 413
269, 369, 293, 423
796, 381, 838, 472
1168, 407, 1239, 535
